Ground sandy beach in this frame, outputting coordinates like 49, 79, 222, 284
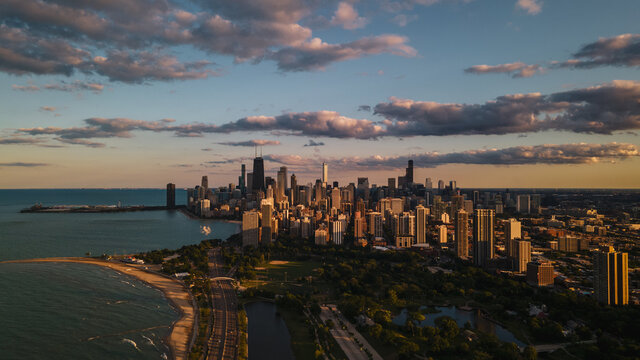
2, 257, 194, 360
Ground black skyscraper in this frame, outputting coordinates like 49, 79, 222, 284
405, 160, 414, 184
252, 156, 265, 192
166, 183, 176, 209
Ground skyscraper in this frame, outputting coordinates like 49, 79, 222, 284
416, 205, 428, 244
290, 174, 297, 205
368, 212, 383, 238
166, 183, 176, 209
514, 240, 531, 273
261, 202, 273, 244
240, 164, 246, 194
505, 218, 522, 258
425, 178, 432, 189
276, 166, 287, 202
594, 246, 629, 305
438, 224, 448, 244
252, 156, 265, 192
473, 209, 495, 267
527, 261, 555, 287
331, 187, 341, 209
455, 209, 469, 259
322, 163, 328, 184
517, 195, 530, 214
405, 160, 414, 185
201, 176, 208, 193
242, 211, 260, 247
438, 180, 445, 191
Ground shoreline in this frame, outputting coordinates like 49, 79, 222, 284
1, 257, 195, 360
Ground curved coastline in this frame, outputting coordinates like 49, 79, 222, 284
1, 257, 194, 360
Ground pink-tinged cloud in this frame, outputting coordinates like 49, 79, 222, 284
269, 35, 417, 71
464, 62, 544, 78
516, 0, 542, 15
330, 2, 368, 30
262, 143, 639, 169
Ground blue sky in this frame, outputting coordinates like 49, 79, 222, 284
0, 0, 639, 188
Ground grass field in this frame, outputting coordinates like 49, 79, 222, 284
242, 260, 323, 294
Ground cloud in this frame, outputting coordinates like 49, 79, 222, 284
516, 0, 542, 15
43, 81, 105, 93
330, 2, 368, 30
374, 80, 640, 136
303, 139, 325, 147
217, 139, 281, 147
268, 35, 417, 71
261, 143, 639, 170
90, 50, 216, 83
18, 118, 176, 143
554, 34, 640, 69
0, 0, 418, 81
54, 138, 105, 148
464, 62, 543, 78
12, 81, 639, 144
0, 137, 46, 145
11, 84, 39, 92
358, 105, 372, 112
0, 162, 49, 167
40, 106, 56, 112
212, 111, 386, 138
390, 14, 418, 27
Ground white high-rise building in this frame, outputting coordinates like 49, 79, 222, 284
514, 240, 531, 273
368, 212, 383, 238
331, 220, 344, 245
322, 163, 328, 184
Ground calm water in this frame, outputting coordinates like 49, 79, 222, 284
393, 306, 525, 347
0, 189, 241, 359
245, 302, 295, 360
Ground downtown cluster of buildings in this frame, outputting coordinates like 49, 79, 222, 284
166, 155, 635, 306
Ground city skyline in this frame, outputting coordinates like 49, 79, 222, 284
1, 0, 640, 188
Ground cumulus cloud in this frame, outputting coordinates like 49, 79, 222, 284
0, 0, 418, 81
261, 143, 639, 169
0, 162, 49, 167
464, 62, 543, 78
516, 0, 542, 15
358, 105, 372, 112
304, 139, 325, 146
12, 81, 639, 144
554, 34, 640, 69
214, 111, 386, 138
90, 51, 216, 83
268, 35, 416, 71
475, 34, 640, 78
54, 138, 105, 148
330, 2, 368, 30
390, 14, 418, 27
374, 80, 640, 136
217, 139, 281, 147
40, 106, 56, 112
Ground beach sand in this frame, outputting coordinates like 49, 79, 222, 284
2, 257, 194, 360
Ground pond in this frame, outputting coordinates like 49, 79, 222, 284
245, 301, 295, 360
393, 306, 525, 347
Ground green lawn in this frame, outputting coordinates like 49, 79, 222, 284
242, 260, 324, 294
278, 307, 319, 360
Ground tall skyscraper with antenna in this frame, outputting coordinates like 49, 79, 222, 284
252, 146, 264, 192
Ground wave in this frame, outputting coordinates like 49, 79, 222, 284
122, 338, 140, 351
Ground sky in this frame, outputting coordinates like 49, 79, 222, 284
0, 0, 639, 189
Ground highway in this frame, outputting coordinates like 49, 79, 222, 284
207, 248, 239, 360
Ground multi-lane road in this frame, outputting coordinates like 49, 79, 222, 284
207, 249, 239, 360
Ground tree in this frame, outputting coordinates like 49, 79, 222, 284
435, 316, 459, 340
523, 345, 537, 360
